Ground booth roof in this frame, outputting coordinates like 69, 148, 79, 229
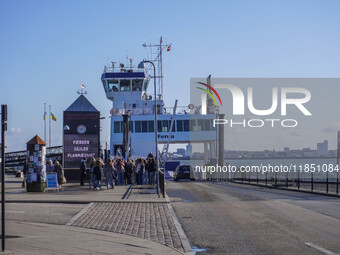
27, 135, 47, 145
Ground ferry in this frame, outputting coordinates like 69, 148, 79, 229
101, 39, 223, 163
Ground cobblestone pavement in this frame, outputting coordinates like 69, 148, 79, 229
71, 202, 183, 250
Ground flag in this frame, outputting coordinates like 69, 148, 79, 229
50, 112, 57, 121
80, 83, 86, 89
43, 111, 47, 120
167, 45, 171, 52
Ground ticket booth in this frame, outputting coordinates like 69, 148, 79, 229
26, 135, 47, 192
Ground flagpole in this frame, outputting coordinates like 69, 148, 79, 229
49, 105, 51, 147
44, 103, 46, 142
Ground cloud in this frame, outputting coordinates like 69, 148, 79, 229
321, 123, 340, 133
9, 127, 23, 133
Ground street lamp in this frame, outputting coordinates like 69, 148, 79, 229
138, 60, 159, 196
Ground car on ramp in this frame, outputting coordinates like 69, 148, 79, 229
173, 164, 195, 181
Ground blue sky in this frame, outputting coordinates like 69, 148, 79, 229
1, 0, 340, 151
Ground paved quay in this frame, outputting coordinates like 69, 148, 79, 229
3, 175, 187, 255
6, 221, 183, 255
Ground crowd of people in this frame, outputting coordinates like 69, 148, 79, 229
80, 152, 157, 191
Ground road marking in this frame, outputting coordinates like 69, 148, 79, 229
66, 202, 93, 226
7, 211, 24, 214
305, 242, 339, 255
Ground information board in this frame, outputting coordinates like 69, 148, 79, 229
46, 172, 58, 188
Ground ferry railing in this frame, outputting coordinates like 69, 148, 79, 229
110, 106, 191, 116
196, 166, 339, 196
103, 66, 145, 73
162, 106, 190, 115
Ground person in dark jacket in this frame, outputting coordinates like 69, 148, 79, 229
54, 161, 64, 188
94, 158, 104, 190
125, 160, 132, 185
89, 157, 96, 189
148, 158, 156, 185
80, 157, 87, 186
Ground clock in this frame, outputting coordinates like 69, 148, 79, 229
77, 124, 86, 134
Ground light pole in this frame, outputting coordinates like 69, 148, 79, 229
1, 105, 7, 251
138, 60, 159, 196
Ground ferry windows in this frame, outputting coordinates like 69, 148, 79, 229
102, 80, 109, 92
120, 80, 131, 91
204, 119, 210, 131
157, 120, 168, 132
197, 119, 204, 131
143, 79, 149, 91
158, 121, 162, 132
142, 121, 148, 132
190, 120, 197, 131
114, 121, 121, 133
129, 121, 134, 133
135, 121, 142, 133
135, 120, 153, 133
177, 120, 183, 132
108, 80, 119, 92
184, 120, 190, 131
132, 79, 143, 91
176, 120, 190, 132
163, 120, 169, 132
148, 121, 154, 132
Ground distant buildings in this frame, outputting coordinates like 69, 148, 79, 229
186, 144, 192, 157
221, 140, 334, 159
317, 140, 328, 156
176, 148, 185, 156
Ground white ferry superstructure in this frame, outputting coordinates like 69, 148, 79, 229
101, 57, 219, 159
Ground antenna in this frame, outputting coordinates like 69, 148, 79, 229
111, 61, 116, 70
142, 36, 171, 100
127, 56, 133, 70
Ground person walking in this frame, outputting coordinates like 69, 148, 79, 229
130, 159, 136, 185
94, 158, 104, 190
125, 160, 132, 185
89, 157, 96, 189
136, 159, 144, 185
46, 160, 54, 173
104, 159, 115, 189
54, 161, 64, 189
22, 162, 27, 188
80, 157, 87, 186
148, 158, 156, 185
116, 159, 125, 185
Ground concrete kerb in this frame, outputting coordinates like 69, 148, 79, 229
165, 194, 194, 255
5, 200, 169, 204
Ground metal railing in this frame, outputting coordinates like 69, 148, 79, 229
5, 146, 62, 168
159, 168, 165, 198
162, 106, 190, 115
196, 169, 340, 196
